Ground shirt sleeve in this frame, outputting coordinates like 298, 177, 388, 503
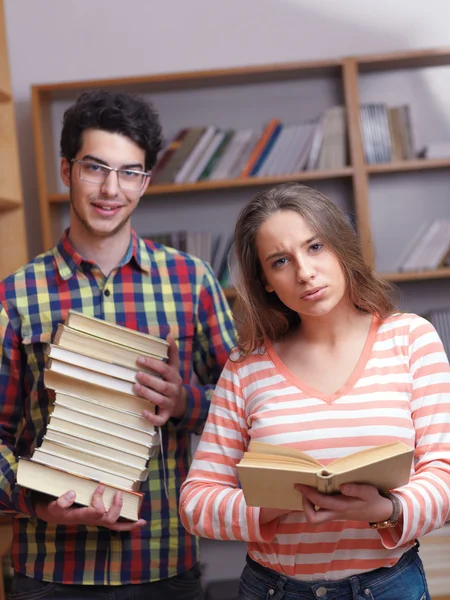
179, 355, 278, 543
378, 316, 450, 549
174, 262, 236, 434
0, 300, 35, 517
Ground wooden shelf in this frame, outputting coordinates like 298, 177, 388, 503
380, 268, 450, 282
0, 0, 28, 278
357, 47, 450, 72
366, 158, 450, 174
0, 88, 11, 102
0, 196, 22, 211
47, 167, 354, 203
33, 58, 343, 99
32, 45, 450, 285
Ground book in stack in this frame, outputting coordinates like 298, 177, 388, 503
17, 310, 169, 521
237, 440, 414, 510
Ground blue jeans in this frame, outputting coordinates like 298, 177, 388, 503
9, 563, 204, 600
239, 546, 430, 600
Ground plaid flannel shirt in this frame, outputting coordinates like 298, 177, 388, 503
0, 229, 235, 584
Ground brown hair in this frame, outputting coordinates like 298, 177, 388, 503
231, 182, 396, 359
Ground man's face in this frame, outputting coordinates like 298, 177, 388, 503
60, 128, 150, 240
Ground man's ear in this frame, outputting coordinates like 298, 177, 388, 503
60, 158, 71, 188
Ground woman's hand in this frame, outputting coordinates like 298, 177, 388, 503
295, 483, 396, 525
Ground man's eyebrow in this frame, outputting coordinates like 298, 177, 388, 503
81, 154, 144, 170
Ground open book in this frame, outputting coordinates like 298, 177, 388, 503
236, 441, 414, 510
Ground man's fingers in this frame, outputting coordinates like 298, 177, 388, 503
55, 490, 76, 510
103, 492, 123, 523
110, 518, 147, 532
166, 334, 180, 371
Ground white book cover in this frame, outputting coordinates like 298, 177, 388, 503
174, 126, 217, 183
392, 221, 431, 272
186, 130, 225, 183
289, 123, 317, 174
401, 220, 441, 271
258, 126, 292, 177
421, 219, 450, 270
209, 130, 245, 181
306, 117, 324, 170
267, 126, 298, 176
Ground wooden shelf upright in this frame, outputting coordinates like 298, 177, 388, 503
0, 0, 28, 279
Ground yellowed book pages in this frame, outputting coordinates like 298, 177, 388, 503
237, 441, 413, 510
17, 458, 143, 521
65, 310, 169, 358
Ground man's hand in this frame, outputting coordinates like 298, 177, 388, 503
134, 334, 187, 426
33, 486, 146, 531
295, 483, 396, 525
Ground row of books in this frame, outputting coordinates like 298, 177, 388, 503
151, 105, 349, 185
360, 103, 415, 164
17, 311, 169, 521
392, 217, 450, 272
147, 230, 233, 288
428, 307, 450, 359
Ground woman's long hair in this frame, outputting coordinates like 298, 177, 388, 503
231, 183, 397, 359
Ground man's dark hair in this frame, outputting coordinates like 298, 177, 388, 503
60, 89, 163, 170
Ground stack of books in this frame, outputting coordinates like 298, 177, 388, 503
17, 310, 169, 521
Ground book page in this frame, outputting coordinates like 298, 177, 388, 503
238, 456, 320, 473
249, 441, 323, 468
328, 441, 412, 473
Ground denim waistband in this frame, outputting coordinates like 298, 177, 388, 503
246, 543, 420, 596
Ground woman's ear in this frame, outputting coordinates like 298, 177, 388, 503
265, 284, 274, 293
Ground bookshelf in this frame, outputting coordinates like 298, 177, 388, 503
31, 48, 450, 292
0, 0, 28, 278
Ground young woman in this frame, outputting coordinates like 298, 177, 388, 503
179, 183, 450, 600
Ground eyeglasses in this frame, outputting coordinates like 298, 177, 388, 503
71, 159, 149, 191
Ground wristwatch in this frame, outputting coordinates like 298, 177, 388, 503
369, 492, 401, 529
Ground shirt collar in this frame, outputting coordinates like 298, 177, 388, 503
53, 229, 151, 280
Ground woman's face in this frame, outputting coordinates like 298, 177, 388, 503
255, 210, 348, 319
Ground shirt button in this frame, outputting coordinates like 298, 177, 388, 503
316, 587, 327, 598
104, 289, 111, 297
268, 590, 274, 596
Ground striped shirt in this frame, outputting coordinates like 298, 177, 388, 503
180, 313, 450, 580
0, 229, 235, 585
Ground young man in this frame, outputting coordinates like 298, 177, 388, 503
0, 90, 236, 599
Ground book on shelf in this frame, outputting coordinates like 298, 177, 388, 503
148, 106, 352, 187
360, 103, 415, 164
237, 440, 413, 510
395, 218, 450, 272
16, 310, 168, 521
17, 459, 143, 521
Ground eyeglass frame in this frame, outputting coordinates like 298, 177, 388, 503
71, 159, 150, 191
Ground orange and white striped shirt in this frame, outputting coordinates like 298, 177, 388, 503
180, 313, 450, 581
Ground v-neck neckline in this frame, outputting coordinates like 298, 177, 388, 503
265, 315, 380, 404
